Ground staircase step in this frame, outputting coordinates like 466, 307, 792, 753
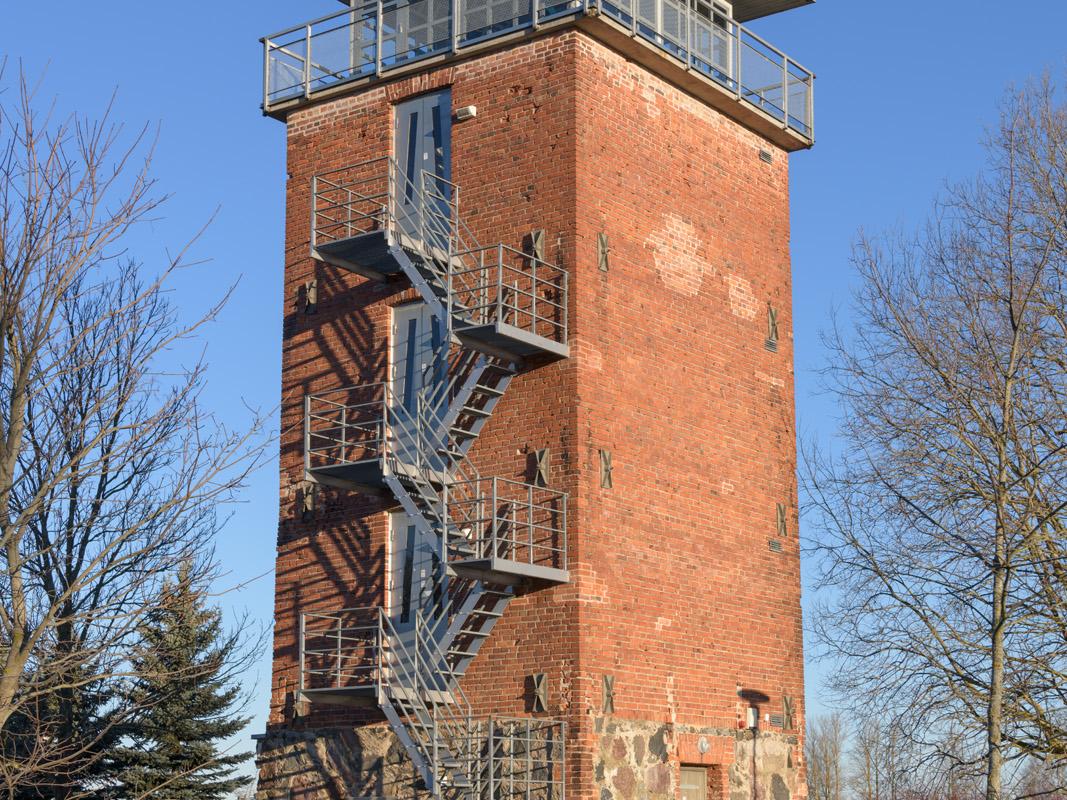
449, 426, 479, 439
471, 384, 505, 397
458, 405, 492, 419
451, 776, 472, 789
457, 629, 491, 638
441, 757, 463, 770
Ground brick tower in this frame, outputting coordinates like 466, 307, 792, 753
254, 1, 814, 798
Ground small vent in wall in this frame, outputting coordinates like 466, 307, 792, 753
759, 149, 774, 164
769, 539, 783, 553
770, 713, 785, 728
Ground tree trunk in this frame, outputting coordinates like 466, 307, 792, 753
987, 527, 1007, 800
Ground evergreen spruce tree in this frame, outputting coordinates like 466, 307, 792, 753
1, 659, 128, 800
111, 564, 251, 800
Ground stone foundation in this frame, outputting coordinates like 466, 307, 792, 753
255, 718, 798, 800
594, 718, 799, 800
254, 725, 426, 800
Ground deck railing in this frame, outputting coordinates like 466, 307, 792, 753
446, 477, 567, 571
262, 0, 813, 138
299, 607, 382, 693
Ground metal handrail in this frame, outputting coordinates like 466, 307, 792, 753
299, 608, 382, 693
262, 0, 814, 139
446, 477, 568, 569
299, 604, 568, 797
310, 158, 569, 346
451, 243, 568, 342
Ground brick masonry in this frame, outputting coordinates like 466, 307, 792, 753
261, 24, 805, 800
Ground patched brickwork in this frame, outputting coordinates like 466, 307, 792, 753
264, 22, 805, 800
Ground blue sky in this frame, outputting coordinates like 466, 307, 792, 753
3, 0, 1067, 780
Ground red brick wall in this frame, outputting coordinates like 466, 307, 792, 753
267, 25, 804, 797
568, 29, 803, 765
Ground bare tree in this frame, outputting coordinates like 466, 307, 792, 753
1014, 759, 1067, 800
0, 70, 267, 797
804, 75, 1067, 800
846, 717, 971, 800
807, 712, 846, 800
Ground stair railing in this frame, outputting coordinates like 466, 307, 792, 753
377, 607, 476, 790
308, 158, 569, 800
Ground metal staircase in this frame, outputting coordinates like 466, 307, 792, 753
298, 158, 569, 800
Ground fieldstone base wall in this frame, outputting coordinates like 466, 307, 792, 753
730, 734, 796, 800
256, 719, 799, 800
255, 725, 427, 800
594, 718, 800, 800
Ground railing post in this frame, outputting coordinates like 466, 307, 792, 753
734, 21, 742, 98
341, 404, 348, 462
497, 243, 505, 324
480, 250, 490, 325
335, 615, 343, 687
310, 175, 318, 251
447, 183, 456, 336
262, 38, 271, 112
561, 493, 568, 571
807, 74, 814, 137
561, 270, 568, 344
298, 613, 306, 694
531, 255, 538, 336
303, 23, 312, 98
452, 0, 462, 51
416, 393, 423, 470
414, 614, 421, 698
381, 385, 389, 466
528, 482, 534, 564
489, 719, 497, 800
684, 0, 691, 70
433, 702, 439, 788
387, 159, 395, 237
526, 718, 533, 800
782, 56, 790, 129
452, 184, 460, 258
491, 478, 499, 558
304, 394, 312, 472
377, 611, 383, 701
560, 721, 567, 800
346, 185, 354, 238
376, 0, 384, 75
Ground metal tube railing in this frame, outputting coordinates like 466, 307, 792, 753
446, 477, 568, 568
262, 0, 813, 139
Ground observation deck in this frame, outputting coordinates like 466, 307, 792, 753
261, 0, 814, 148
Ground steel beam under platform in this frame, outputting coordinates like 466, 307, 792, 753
457, 321, 569, 360
313, 230, 403, 279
